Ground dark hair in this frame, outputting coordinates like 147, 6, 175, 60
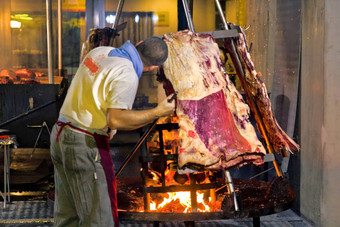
88, 27, 114, 47
136, 37, 168, 66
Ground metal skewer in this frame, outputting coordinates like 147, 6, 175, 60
116, 92, 178, 177
112, 0, 125, 31
109, 0, 126, 46
167, 91, 178, 102
115, 119, 158, 177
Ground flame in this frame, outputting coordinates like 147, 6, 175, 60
144, 115, 218, 213
150, 201, 157, 210
149, 191, 211, 213
150, 171, 159, 181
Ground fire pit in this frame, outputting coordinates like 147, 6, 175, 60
117, 177, 294, 226
116, 120, 295, 227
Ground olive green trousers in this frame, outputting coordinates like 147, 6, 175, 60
50, 124, 114, 227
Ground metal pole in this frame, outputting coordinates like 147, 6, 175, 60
109, 0, 125, 46
113, 0, 125, 30
115, 93, 176, 177
210, 188, 216, 203
215, 0, 228, 30
6, 146, 10, 203
225, 170, 239, 211
46, 0, 54, 84
115, 119, 158, 177
189, 174, 198, 212
58, 0, 63, 76
0, 99, 57, 128
4, 145, 7, 208
181, 0, 195, 33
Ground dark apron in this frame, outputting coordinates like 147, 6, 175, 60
93, 132, 119, 227
56, 121, 119, 226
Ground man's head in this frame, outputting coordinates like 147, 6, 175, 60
136, 37, 168, 71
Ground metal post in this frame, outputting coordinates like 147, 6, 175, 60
46, 0, 54, 84
144, 192, 151, 211
6, 146, 10, 203
225, 170, 239, 211
253, 216, 261, 227
214, 0, 228, 30
3, 145, 6, 208
109, 0, 125, 46
113, 0, 125, 30
209, 171, 217, 203
210, 188, 216, 203
58, 0, 63, 77
115, 119, 158, 177
189, 174, 197, 212
85, 0, 105, 38
3, 145, 10, 208
181, 0, 195, 33
159, 129, 166, 187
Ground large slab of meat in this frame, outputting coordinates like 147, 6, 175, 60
159, 30, 266, 170
223, 28, 300, 155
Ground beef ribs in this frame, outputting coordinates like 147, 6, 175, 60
159, 30, 266, 170
223, 28, 300, 155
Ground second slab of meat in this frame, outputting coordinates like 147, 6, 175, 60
223, 28, 300, 155
161, 30, 266, 170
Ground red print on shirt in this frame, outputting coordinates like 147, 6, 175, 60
84, 57, 99, 74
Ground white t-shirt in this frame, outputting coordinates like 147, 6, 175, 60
60, 46, 139, 134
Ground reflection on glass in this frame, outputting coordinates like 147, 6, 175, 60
0, 1, 86, 84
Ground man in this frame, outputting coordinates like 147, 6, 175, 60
50, 35, 175, 227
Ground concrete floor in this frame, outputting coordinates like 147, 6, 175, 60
0, 200, 314, 227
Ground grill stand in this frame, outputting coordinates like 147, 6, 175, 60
115, 1, 293, 226
140, 122, 222, 214
0, 135, 16, 209
27, 121, 51, 159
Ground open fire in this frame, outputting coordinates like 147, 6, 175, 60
134, 116, 225, 213
139, 167, 224, 213
148, 191, 218, 213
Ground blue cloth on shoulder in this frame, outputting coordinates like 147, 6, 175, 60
108, 40, 143, 79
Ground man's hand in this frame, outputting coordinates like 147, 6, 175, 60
107, 93, 177, 131
154, 94, 177, 117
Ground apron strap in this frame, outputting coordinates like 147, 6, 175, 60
56, 120, 94, 142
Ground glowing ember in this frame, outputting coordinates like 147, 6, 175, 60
149, 191, 211, 213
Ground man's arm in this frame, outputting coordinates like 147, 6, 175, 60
107, 94, 176, 131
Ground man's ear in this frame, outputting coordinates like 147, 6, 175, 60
143, 65, 159, 72
135, 40, 143, 47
